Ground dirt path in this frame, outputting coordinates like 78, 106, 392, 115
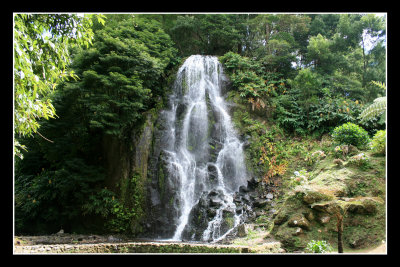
344, 243, 386, 254
361, 243, 386, 254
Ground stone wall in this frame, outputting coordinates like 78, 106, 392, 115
14, 241, 253, 254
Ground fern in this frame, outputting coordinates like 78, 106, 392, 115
359, 81, 386, 123
371, 81, 386, 90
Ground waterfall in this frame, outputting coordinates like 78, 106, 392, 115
150, 55, 249, 242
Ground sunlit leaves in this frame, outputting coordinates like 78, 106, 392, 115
14, 13, 104, 158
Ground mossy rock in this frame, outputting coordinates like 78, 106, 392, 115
309, 168, 353, 197
273, 211, 289, 225
345, 197, 384, 215
298, 186, 335, 204
272, 226, 305, 251
287, 214, 311, 230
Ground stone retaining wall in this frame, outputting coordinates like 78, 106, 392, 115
14, 241, 253, 254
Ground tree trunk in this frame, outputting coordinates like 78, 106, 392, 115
337, 215, 344, 253
361, 37, 367, 88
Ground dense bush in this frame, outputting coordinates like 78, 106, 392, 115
370, 129, 386, 155
332, 122, 370, 148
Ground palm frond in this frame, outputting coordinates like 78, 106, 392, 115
359, 81, 387, 123
359, 96, 386, 123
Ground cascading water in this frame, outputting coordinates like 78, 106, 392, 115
147, 55, 250, 243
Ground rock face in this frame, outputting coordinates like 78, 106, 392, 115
102, 112, 157, 235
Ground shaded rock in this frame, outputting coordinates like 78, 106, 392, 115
207, 164, 219, 184
348, 236, 370, 249
236, 224, 248, 237
248, 191, 258, 200
239, 185, 250, 194
253, 198, 268, 208
246, 177, 258, 190
269, 208, 277, 215
273, 212, 289, 225
346, 197, 382, 215
304, 211, 314, 221
310, 201, 332, 212
255, 210, 266, 217
209, 196, 223, 207
241, 194, 251, 204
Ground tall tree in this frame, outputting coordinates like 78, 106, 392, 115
169, 14, 247, 57
248, 14, 310, 76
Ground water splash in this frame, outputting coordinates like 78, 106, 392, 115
162, 55, 247, 242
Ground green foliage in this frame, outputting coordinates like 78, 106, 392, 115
305, 240, 333, 253
14, 13, 106, 158
106, 200, 137, 233
82, 188, 115, 218
14, 15, 176, 235
332, 122, 370, 148
273, 87, 366, 136
370, 130, 386, 155
65, 16, 177, 137
248, 14, 310, 76
169, 14, 246, 56
306, 34, 336, 74
15, 154, 106, 234
333, 145, 344, 159
220, 52, 287, 114
81, 180, 143, 234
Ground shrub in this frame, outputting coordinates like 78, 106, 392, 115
370, 130, 386, 155
332, 122, 370, 148
305, 240, 333, 253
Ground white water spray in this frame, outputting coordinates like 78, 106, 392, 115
163, 55, 247, 242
